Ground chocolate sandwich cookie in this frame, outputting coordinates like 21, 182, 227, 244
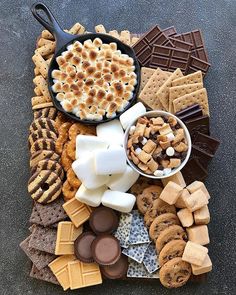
89, 207, 119, 235
144, 198, 176, 227
28, 170, 62, 204
30, 150, 60, 168
33, 107, 57, 120
74, 232, 96, 263
28, 129, 58, 148
91, 234, 121, 266
136, 185, 163, 215
159, 240, 186, 267
30, 138, 56, 154
159, 257, 191, 288
29, 118, 58, 134
31, 159, 64, 181
156, 225, 187, 252
149, 213, 180, 242
100, 254, 128, 279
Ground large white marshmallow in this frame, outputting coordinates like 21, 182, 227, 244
94, 145, 127, 175
102, 190, 136, 213
75, 135, 108, 159
119, 102, 146, 130
106, 165, 139, 192
96, 119, 124, 146
75, 184, 107, 207
72, 153, 109, 189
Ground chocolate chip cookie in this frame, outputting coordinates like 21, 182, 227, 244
144, 198, 176, 227
149, 213, 180, 242
159, 257, 191, 288
136, 185, 163, 215
156, 225, 187, 252
159, 240, 186, 267
30, 150, 60, 168
28, 170, 62, 204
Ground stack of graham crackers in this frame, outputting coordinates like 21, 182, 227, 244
138, 68, 209, 116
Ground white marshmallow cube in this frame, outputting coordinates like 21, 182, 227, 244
106, 165, 139, 192
119, 102, 146, 130
94, 145, 127, 175
72, 153, 109, 189
102, 190, 136, 213
96, 119, 124, 146
75, 184, 107, 207
75, 135, 108, 159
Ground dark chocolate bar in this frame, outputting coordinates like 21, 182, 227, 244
169, 37, 193, 52
162, 26, 177, 37
175, 104, 201, 117
191, 145, 214, 168
133, 25, 173, 66
193, 132, 220, 156
149, 45, 191, 73
185, 115, 210, 140
181, 158, 208, 185
175, 104, 203, 122
187, 56, 211, 75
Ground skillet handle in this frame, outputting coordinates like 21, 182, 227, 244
31, 2, 75, 51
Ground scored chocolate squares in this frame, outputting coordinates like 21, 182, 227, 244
193, 132, 220, 156
181, 158, 208, 185
185, 115, 210, 140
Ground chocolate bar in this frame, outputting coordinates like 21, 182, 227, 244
169, 37, 193, 52
181, 158, 208, 185
193, 132, 220, 155
149, 45, 191, 73
188, 56, 211, 76
185, 115, 210, 140
191, 145, 214, 168
133, 25, 173, 66
162, 26, 177, 37
175, 104, 203, 122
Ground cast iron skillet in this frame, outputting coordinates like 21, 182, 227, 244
31, 2, 141, 125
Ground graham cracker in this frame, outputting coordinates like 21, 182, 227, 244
30, 264, 59, 285
169, 83, 203, 113
139, 68, 170, 110
172, 71, 203, 86
156, 68, 183, 111
55, 221, 83, 255
139, 67, 156, 93
173, 88, 209, 115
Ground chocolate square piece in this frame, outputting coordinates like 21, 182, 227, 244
149, 45, 191, 74
29, 204, 44, 226
133, 25, 173, 66
175, 104, 203, 122
181, 158, 208, 185
29, 225, 57, 254
20, 236, 56, 270
162, 26, 177, 37
185, 115, 210, 140
188, 56, 211, 76
30, 264, 59, 285
169, 37, 193, 52
35, 198, 68, 227
193, 132, 220, 155
191, 145, 214, 168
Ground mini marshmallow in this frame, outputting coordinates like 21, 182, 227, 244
96, 119, 124, 146
166, 132, 175, 141
106, 165, 139, 192
102, 190, 136, 213
75, 184, 107, 207
135, 148, 142, 155
166, 147, 175, 157
163, 168, 172, 175
75, 135, 108, 159
94, 145, 127, 175
129, 126, 136, 135
141, 137, 148, 145
154, 170, 164, 177
72, 153, 109, 189
120, 102, 146, 129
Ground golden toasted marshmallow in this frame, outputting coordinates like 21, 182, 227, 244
52, 82, 62, 92
93, 38, 103, 48
85, 78, 94, 87
82, 61, 91, 70
61, 100, 73, 112
56, 93, 65, 101
61, 83, 70, 92
56, 56, 66, 66
97, 89, 106, 100
89, 50, 98, 61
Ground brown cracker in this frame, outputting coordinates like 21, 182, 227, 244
139, 67, 156, 93
156, 68, 183, 111
29, 204, 44, 226
30, 264, 59, 285
172, 71, 203, 86
35, 198, 68, 227
173, 88, 209, 115
29, 225, 57, 254
169, 83, 203, 113
20, 236, 56, 270
139, 68, 170, 110
32, 102, 54, 110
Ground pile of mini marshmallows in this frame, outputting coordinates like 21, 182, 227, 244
72, 102, 146, 213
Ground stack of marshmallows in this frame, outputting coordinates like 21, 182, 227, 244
72, 102, 147, 213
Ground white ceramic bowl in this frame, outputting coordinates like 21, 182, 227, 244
124, 110, 192, 179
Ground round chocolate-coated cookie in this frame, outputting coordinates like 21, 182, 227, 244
91, 234, 121, 266
29, 118, 58, 134
33, 107, 57, 120
74, 232, 97, 263
100, 254, 128, 279
30, 150, 60, 168
31, 159, 64, 180
28, 128, 58, 148
89, 206, 119, 235
30, 138, 56, 154
28, 170, 62, 204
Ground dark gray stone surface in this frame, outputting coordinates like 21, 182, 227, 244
0, 0, 235, 294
